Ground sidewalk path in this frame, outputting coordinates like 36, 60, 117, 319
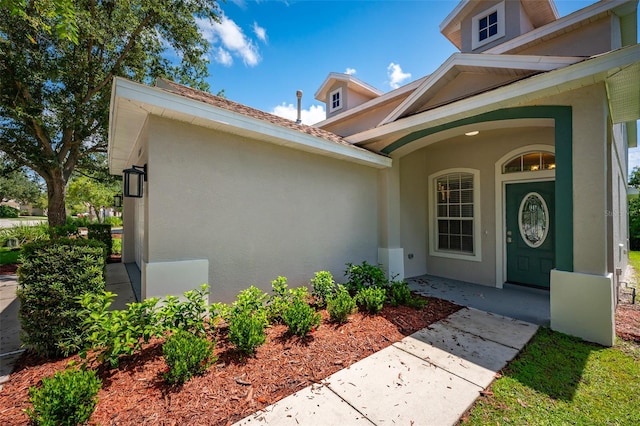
235, 308, 538, 426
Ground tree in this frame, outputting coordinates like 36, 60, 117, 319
0, 1, 220, 227
629, 167, 640, 249
66, 175, 119, 223
2, 0, 78, 43
0, 157, 42, 204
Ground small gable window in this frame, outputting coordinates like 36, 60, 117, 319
471, 1, 505, 50
329, 87, 342, 113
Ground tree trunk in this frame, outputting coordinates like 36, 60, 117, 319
46, 171, 68, 228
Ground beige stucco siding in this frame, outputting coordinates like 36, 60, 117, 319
145, 116, 379, 303
400, 126, 555, 283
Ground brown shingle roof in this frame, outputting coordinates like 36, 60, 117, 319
155, 78, 371, 153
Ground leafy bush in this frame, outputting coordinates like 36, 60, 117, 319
87, 224, 112, 257
388, 281, 427, 309
157, 284, 211, 336
228, 286, 269, 354
26, 368, 101, 426
356, 286, 387, 314
344, 261, 388, 293
267, 276, 292, 323
282, 298, 321, 337
0, 222, 49, 246
228, 309, 267, 354
78, 291, 161, 368
163, 330, 216, 385
326, 285, 357, 323
112, 238, 122, 255
0, 205, 19, 218
17, 239, 106, 357
310, 271, 335, 307
103, 216, 123, 227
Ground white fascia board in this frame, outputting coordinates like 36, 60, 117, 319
348, 45, 640, 145
486, 0, 626, 55
440, 0, 470, 33
112, 78, 391, 169
314, 76, 427, 128
380, 53, 584, 125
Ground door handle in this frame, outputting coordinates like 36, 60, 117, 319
507, 237, 512, 243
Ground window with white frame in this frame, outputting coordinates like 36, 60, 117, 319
471, 1, 505, 50
429, 169, 481, 261
329, 87, 342, 113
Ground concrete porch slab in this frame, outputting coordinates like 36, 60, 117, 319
394, 322, 519, 389
441, 308, 538, 349
324, 345, 483, 425
233, 384, 373, 425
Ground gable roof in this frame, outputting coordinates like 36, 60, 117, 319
108, 78, 391, 175
440, 0, 559, 50
314, 72, 384, 102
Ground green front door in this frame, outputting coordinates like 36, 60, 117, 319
506, 181, 555, 288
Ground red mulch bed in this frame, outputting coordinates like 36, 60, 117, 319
616, 303, 640, 342
0, 297, 461, 426
0, 263, 18, 274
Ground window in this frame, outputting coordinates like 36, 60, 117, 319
471, 2, 505, 50
503, 152, 555, 174
429, 169, 481, 261
329, 87, 342, 113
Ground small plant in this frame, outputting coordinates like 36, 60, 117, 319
157, 284, 211, 336
267, 276, 292, 323
228, 309, 267, 354
327, 285, 357, 323
310, 271, 336, 307
282, 298, 321, 337
112, 238, 122, 255
162, 330, 216, 385
356, 286, 387, 314
0, 222, 49, 246
388, 281, 427, 309
87, 224, 112, 257
344, 261, 388, 293
26, 368, 101, 426
233, 285, 269, 314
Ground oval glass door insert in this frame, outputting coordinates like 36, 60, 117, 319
518, 192, 549, 248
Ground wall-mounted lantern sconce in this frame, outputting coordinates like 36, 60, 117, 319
123, 164, 147, 198
113, 194, 123, 207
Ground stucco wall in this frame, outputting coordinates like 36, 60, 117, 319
145, 116, 379, 303
399, 126, 555, 283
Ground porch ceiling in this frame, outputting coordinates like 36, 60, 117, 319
605, 61, 640, 124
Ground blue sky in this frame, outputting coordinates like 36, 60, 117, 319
195, 0, 640, 167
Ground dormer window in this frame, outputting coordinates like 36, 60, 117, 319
471, 1, 505, 50
329, 87, 342, 113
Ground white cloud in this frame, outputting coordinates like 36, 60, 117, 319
215, 47, 233, 66
387, 62, 411, 89
271, 103, 326, 126
345, 67, 357, 75
253, 22, 267, 43
197, 16, 261, 67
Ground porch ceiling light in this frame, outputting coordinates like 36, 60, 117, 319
123, 164, 147, 198
465, 130, 480, 136
113, 194, 123, 207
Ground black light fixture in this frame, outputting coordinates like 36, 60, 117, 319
123, 164, 147, 198
113, 194, 123, 207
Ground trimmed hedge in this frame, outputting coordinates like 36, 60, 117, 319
0, 205, 19, 218
87, 224, 112, 257
17, 239, 107, 357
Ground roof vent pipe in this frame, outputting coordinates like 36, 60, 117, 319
296, 90, 303, 124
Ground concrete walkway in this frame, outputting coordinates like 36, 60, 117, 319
235, 308, 538, 425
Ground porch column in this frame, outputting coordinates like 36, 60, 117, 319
378, 159, 404, 280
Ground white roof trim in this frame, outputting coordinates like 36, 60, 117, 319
347, 45, 640, 145
380, 53, 585, 125
108, 78, 391, 174
485, 0, 628, 54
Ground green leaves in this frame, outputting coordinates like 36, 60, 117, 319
163, 330, 216, 385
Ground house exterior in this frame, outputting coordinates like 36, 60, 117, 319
109, 0, 640, 346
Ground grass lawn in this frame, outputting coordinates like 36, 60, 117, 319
463, 328, 640, 425
0, 246, 21, 265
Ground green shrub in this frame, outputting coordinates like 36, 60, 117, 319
0, 222, 49, 246
267, 276, 292, 323
344, 261, 388, 293
356, 286, 387, 314
103, 216, 123, 227
228, 309, 267, 354
388, 281, 428, 309
157, 284, 211, 336
112, 238, 122, 255
327, 285, 357, 324
0, 205, 19, 218
26, 368, 101, 426
17, 239, 106, 357
87, 224, 112, 257
78, 291, 161, 368
233, 285, 269, 314
310, 271, 335, 307
282, 298, 321, 337
162, 330, 216, 385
